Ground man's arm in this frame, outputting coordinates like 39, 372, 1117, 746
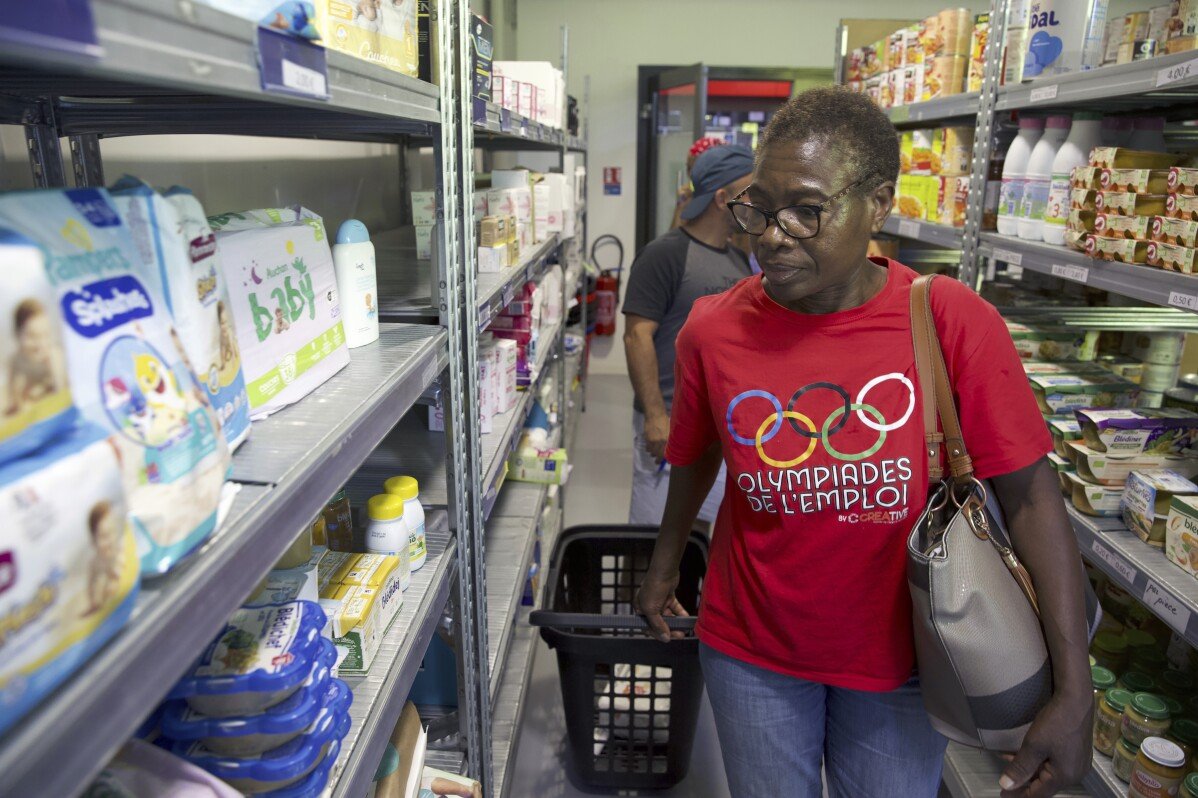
624, 313, 670, 460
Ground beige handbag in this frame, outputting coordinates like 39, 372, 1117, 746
906, 274, 1099, 752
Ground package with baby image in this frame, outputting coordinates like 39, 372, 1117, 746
0, 228, 77, 465
108, 178, 252, 450
0, 422, 140, 736
0, 188, 231, 576
208, 207, 349, 419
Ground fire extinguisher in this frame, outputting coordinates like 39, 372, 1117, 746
591, 234, 624, 337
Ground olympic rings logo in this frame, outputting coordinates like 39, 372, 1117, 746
725, 374, 915, 467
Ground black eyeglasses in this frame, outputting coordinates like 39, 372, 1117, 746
726, 175, 874, 239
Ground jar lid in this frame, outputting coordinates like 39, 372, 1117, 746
1186, 772, 1198, 793
1132, 693, 1171, 719
1133, 649, 1169, 668
1122, 671, 1157, 694
1163, 670, 1195, 691
1095, 631, 1128, 653
1105, 688, 1135, 712
1164, 697, 1185, 718
384, 476, 420, 501
1092, 666, 1116, 690
366, 494, 405, 521
1123, 629, 1157, 649
1141, 736, 1186, 769
1119, 736, 1141, 754
1173, 718, 1198, 745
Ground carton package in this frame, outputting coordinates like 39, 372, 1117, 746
903, 64, 925, 105
415, 223, 433, 260
1067, 470, 1124, 516
1091, 148, 1182, 170
496, 338, 517, 412
906, 24, 925, 64
1100, 168, 1171, 194
478, 244, 506, 274
1148, 240, 1198, 273
1071, 188, 1098, 210
910, 129, 935, 175
1165, 0, 1198, 52
1168, 193, 1198, 220
1049, 416, 1083, 458
1065, 230, 1091, 251
1072, 166, 1103, 190
1085, 235, 1150, 263
1123, 469, 1198, 545
1022, 0, 1109, 78
1050, 451, 1077, 495
1165, 495, 1198, 578
1067, 440, 1198, 485
967, 14, 990, 92
1151, 215, 1198, 247
1094, 191, 1168, 217
1103, 15, 1127, 64
1068, 209, 1096, 233
933, 127, 975, 175
316, 0, 419, 77
470, 12, 493, 107
1007, 322, 1098, 361
1151, 3, 1174, 41
939, 176, 970, 227
1169, 167, 1198, 196
1093, 213, 1152, 239
1030, 373, 1139, 415
410, 190, 437, 226
924, 55, 967, 99
1077, 408, 1198, 455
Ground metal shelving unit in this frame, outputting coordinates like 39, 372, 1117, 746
477, 234, 563, 330
881, 215, 965, 249
995, 49, 1198, 111
1084, 753, 1122, 798
942, 744, 1092, 798
485, 501, 545, 702
888, 91, 981, 126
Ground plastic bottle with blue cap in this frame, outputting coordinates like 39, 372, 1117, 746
332, 219, 379, 349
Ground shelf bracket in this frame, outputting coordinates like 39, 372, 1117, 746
24, 98, 66, 188
69, 134, 105, 188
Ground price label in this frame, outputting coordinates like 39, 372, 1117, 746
1029, 84, 1059, 102
1143, 580, 1192, 634
898, 220, 921, 238
1091, 540, 1138, 584
890, 106, 910, 124
1169, 291, 1198, 311
478, 303, 493, 331
1157, 56, 1198, 87
281, 59, 327, 97
1051, 262, 1089, 283
257, 28, 329, 100
992, 248, 1023, 266
0, 0, 100, 57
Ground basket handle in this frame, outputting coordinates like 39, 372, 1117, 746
529, 610, 697, 632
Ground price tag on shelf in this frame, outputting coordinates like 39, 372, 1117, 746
1169, 291, 1198, 311
1090, 539, 1137, 584
1029, 84, 1059, 102
1143, 580, 1192, 634
1157, 56, 1198, 87
1051, 262, 1089, 283
898, 220, 920, 239
478, 303, 494, 331
991, 248, 1023, 266
0, 0, 100, 57
257, 28, 329, 100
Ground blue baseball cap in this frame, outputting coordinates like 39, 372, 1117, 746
681, 144, 754, 221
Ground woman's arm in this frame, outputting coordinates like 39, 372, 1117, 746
991, 458, 1093, 797
636, 440, 723, 642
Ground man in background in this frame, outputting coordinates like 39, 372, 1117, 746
622, 145, 754, 526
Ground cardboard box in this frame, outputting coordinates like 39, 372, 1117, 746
1007, 323, 1098, 362
1049, 417, 1084, 458
508, 442, 568, 485
1091, 148, 1182, 170
1085, 235, 1150, 263
923, 55, 967, 100
1071, 188, 1098, 210
317, 0, 419, 77
1165, 495, 1198, 578
1067, 471, 1124, 516
1068, 208, 1097, 232
1151, 215, 1198, 247
411, 190, 437, 226
1168, 193, 1198, 220
1072, 166, 1103, 190
1031, 374, 1139, 416
1123, 469, 1198, 545
1169, 167, 1198, 196
1093, 213, 1153, 240
1077, 408, 1198, 455
495, 338, 517, 412
1148, 240, 1198, 273
967, 14, 989, 92
478, 243, 505, 274
1095, 191, 1168, 217
939, 176, 970, 227
933, 127, 974, 176
318, 553, 405, 674
1100, 168, 1171, 194
1067, 441, 1198, 485
415, 223, 433, 260
470, 12, 493, 105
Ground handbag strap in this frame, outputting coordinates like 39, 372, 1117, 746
910, 275, 974, 481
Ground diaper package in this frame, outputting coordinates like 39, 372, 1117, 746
0, 189, 232, 576
0, 228, 77, 464
208, 207, 349, 419
109, 179, 252, 451
0, 423, 140, 737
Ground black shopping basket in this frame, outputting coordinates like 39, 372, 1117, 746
529, 525, 708, 791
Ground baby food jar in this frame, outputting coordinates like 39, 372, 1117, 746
1182, 772, 1198, 798
384, 475, 426, 573
1130, 736, 1187, 798
1092, 631, 1130, 673
1124, 628, 1159, 654
1121, 672, 1159, 695
1096, 689, 1134, 756
1103, 582, 1134, 624
1160, 670, 1196, 701
1116, 737, 1141, 782
1131, 648, 1170, 677
1124, 693, 1173, 747
1168, 718, 1198, 764
1093, 666, 1116, 715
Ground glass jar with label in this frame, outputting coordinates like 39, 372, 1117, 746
1162, 697, 1184, 721
1124, 628, 1158, 654
1116, 737, 1141, 782
1132, 648, 1171, 677
1181, 772, 1198, 798
1103, 582, 1134, 624
1169, 718, 1198, 764
1130, 736, 1186, 798
1125, 693, 1173, 747
1120, 672, 1160, 695
1093, 666, 1116, 715
1092, 631, 1130, 673
1160, 670, 1196, 701
1096, 689, 1135, 756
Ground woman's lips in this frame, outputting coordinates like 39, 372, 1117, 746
761, 263, 807, 283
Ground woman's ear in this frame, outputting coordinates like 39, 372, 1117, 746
869, 180, 896, 233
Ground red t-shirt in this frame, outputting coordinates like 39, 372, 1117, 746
666, 259, 1051, 691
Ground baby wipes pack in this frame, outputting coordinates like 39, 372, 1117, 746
0, 228, 77, 464
0, 189, 232, 576
109, 178, 252, 450
0, 423, 139, 737
208, 207, 349, 419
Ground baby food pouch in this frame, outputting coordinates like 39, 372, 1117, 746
0, 189, 232, 576
0, 228, 77, 465
208, 207, 349, 419
108, 178, 252, 451
0, 422, 139, 737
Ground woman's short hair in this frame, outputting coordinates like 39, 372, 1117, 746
759, 85, 901, 191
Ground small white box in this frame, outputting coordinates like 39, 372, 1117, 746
518, 82, 533, 117
478, 244, 506, 274
487, 188, 519, 218
496, 338, 517, 412
416, 223, 434, 260
492, 169, 531, 190
512, 188, 532, 224
473, 192, 488, 218
536, 87, 547, 124
411, 190, 437, 226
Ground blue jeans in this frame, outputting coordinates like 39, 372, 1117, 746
700, 644, 947, 798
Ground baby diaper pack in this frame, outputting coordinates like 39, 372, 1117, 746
0, 228, 77, 464
0, 422, 139, 737
108, 178, 252, 450
208, 207, 349, 419
0, 189, 232, 576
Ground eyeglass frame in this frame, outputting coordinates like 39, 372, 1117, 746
725, 173, 876, 240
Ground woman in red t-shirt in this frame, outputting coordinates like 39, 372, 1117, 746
636, 86, 1093, 797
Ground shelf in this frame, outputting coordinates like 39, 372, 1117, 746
474, 101, 568, 150
0, 0, 441, 138
477, 235, 562, 332
1083, 752, 1122, 798
979, 233, 1198, 314
376, 227, 437, 325
485, 500, 544, 703
1070, 505, 1198, 648
996, 50, 1198, 113
942, 743, 1091, 798
330, 513, 457, 798
887, 92, 982, 126
881, 215, 965, 248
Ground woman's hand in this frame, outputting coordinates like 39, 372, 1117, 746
636, 569, 689, 643
999, 693, 1093, 797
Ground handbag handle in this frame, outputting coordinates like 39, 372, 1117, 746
910, 275, 974, 482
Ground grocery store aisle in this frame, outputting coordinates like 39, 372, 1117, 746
507, 374, 732, 797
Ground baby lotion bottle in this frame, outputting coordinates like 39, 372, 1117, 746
332, 219, 379, 348
366, 494, 411, 590
385, 475, 427, 572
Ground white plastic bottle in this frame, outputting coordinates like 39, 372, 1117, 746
1018, 115, 1071, 242
332, 219, 379, 348
1127, 117, 1168, 152
365, 494, 412, 590
1043, 112, 1103, 247
998, 116, 1045, 237
384, 475, 427, 572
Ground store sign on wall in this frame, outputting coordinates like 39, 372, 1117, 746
604, 167, 622, 196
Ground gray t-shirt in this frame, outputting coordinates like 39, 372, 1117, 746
621, 228, 751, 413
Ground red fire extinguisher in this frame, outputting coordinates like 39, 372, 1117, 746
595, 270, 618, 336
